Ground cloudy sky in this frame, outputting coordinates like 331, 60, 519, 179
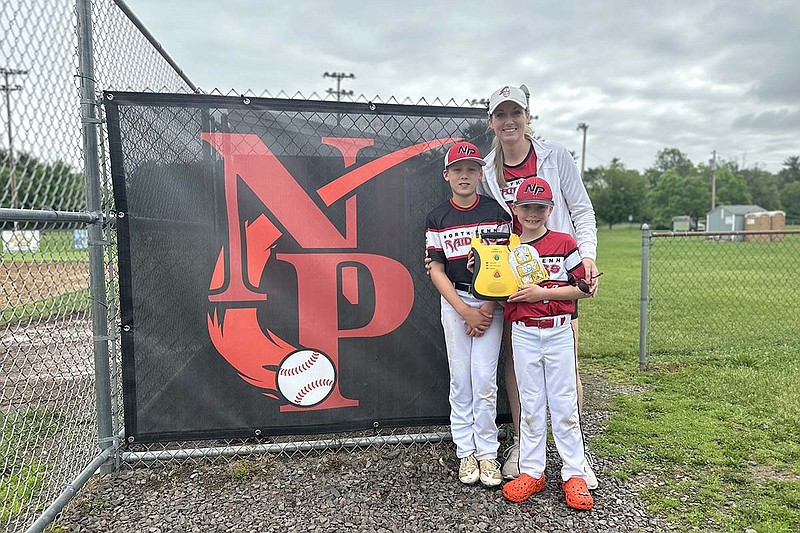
106, 0, 800, 173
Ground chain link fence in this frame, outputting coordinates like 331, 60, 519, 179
107, 93, 497, 467
2, 1, 495, 531
639, 227, 800, 369
2, 0, 193, 531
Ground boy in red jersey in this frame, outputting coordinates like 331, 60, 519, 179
500, 176, 595, 511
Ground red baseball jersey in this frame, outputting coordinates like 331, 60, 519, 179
504, 229, 585, 321
500, 144, 537, 235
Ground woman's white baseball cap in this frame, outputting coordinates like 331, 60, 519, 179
488, 85, 529, 115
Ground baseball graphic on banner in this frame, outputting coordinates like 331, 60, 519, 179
277, 350, 337, 407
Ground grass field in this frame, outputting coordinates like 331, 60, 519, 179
1, 229, 90, 263
0, 411, 54, 523
580, 225, 800, 532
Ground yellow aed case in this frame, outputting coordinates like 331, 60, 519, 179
470, 232, 521, 300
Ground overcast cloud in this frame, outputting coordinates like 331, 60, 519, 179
124, 0, 799, 172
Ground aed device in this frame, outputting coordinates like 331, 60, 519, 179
508, 243, 550, 286
470, 232, 521, 300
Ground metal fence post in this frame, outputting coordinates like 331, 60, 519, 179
77, 0, 114, 465
639, 223, 651, 370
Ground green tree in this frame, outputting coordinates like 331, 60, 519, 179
647, 169, 710, 229
739, 167, 781, 210
587, 161, 647, 229
778, 155, 800, 188
713, 167, 752, 206
0, 150, 85, 211
782, 182, 800, 222
645, 148, 695, 188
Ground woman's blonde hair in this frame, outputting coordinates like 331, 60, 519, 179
489, 109, 534, 188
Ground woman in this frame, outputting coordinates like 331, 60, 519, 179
480, 85, 599, 488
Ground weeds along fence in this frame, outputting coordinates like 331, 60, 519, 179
1, 2, 490, 532
2, 0, 193, 531
639, 226, 800, 369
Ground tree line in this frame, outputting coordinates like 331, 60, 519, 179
584, 148, 800, 229
0, 149, 85, 213
3, 146, 799, 230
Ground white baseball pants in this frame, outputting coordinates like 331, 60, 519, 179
440, 291, 503, 460
511, 319, 588, 481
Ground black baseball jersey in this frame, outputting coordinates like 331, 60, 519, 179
425, 195, 512, 285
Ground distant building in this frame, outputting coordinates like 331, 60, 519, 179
671, 215, 695, 232
706, 205, 765, 233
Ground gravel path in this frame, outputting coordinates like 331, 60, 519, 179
54, 375, 675, 533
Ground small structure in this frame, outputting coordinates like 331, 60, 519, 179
671, 215, 695, 232
744, 211, 770, 242
768, 210, 786, 242
706, 205, 766, 240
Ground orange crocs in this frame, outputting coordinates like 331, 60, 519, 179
502, 473, 546, 503
562, 476, 594, 510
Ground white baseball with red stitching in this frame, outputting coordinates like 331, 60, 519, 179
277, 350, 336, 407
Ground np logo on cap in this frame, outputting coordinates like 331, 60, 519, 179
515, 177, 554, 206
444, 141, 486, 169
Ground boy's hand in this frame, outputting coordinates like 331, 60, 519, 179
507, 283, 548, 303
424, 253, 432, 277
466, 249, 475, 273
465, 325, 482, 337
461, 306, 493, 334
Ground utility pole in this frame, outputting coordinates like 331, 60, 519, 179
576, 122, 588, 177
1, 67, 29, 210
323, 71, 355, 101
710, 149, 717, 211
470, 98, 488, 109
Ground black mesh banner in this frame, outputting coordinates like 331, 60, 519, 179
105, 92, 507, 443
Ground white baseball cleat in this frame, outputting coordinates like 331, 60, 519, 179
501, 439, 520, 480
479, 459, 503, 487
584, 455, 599, 490
458, 455, 480, 485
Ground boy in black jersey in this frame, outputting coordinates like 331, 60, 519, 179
425, 141, 512, 487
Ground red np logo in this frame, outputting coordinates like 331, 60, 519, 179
458, 145, 476, 155
525, 183, 546, 195
202, 133, 459, 412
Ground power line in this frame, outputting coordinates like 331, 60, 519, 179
322, 71, 355, 101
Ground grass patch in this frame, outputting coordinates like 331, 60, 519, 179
225, 459, 257, 481
0, 288, 91, 326
0, 411, 56, 523
1, 229, 90, 262
580, 225, 800, 532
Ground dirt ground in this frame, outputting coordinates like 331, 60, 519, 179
0, 261, 90, 309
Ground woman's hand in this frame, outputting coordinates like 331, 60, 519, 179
582, 258, 600, 294
466, 249, 475, 273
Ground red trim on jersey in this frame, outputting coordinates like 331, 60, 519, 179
503, 142, 538, 235
449, 196, 479, 211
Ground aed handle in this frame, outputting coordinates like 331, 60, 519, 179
477, 231, 511, 241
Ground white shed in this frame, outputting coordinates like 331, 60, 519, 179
706, 205, 765, 233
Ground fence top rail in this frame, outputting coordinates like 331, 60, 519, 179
0, 208, 101, 224
650, 229, 800, 238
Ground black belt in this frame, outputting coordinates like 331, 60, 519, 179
454, 282, 472, 292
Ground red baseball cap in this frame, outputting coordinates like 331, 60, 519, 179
515, 177, 554, 206
444, 141, 486, 169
